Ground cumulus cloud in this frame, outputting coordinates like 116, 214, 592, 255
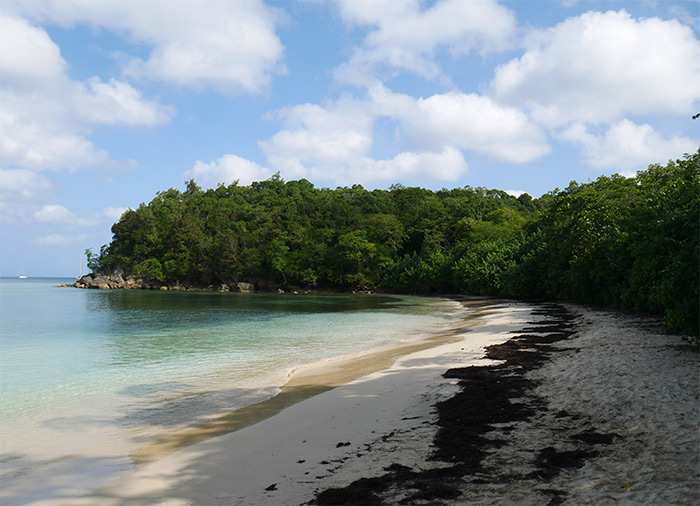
34, 204, 98, 227
200, 98, 472, 187
0, 104, 113, 171
257, 83, 551, 186
0, 169, 52, 202
74, 78, 174, 128
261, 96, 375, 179
0, 13, 173, 172
490, 10, 700, 127
346, 146, 469, 186
6, 0, 286, 94
559, 119, 698, 173
333, 0, 516, 84
268, 145, 469, 188
183, 154, 272, 188
369, 84, 550, 162
259, 94, 472, 186
0, 168, 53, 222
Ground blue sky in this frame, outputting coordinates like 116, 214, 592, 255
1, 0, 698, 277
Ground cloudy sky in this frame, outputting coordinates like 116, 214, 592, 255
1, 0, 698, 277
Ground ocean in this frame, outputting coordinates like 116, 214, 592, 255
0, 277, 463, 505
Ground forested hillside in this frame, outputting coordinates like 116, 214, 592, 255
90, 150, 699, 336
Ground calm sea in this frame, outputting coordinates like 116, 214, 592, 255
0, 277, 462, 505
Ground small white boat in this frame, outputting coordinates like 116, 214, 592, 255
18, 274, 27, 279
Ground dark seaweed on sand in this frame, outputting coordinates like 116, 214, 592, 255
310, 303, 615, 506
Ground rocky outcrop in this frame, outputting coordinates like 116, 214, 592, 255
73, 273, 258, 292
75, 274, 117, 290
236, 282, 254, 292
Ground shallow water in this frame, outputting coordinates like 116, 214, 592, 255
0, 278, 462, 505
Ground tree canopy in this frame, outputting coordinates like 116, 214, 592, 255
91, 150, 699, 337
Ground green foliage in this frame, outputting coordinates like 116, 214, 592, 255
85, 248, 100, 272
511, 150, 699, 337
134, 258, 164, 282
92, 150, 699, 338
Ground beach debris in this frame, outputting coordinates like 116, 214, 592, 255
265, 483, 277, 491
313, 303, 581, 505
335, 441, 351, 448
621, 482, 631, 489
297, 459, 306, 463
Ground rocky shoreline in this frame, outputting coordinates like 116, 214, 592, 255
61, 273, 375, 295
67, 273, 256, 292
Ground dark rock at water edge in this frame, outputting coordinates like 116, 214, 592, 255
73, 273, 259, 292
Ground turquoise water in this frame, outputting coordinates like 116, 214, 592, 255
0, 278, 460, 504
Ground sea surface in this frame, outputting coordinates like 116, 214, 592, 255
0, 277, 463, 505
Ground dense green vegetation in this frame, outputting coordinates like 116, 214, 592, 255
91, 150, 699, 337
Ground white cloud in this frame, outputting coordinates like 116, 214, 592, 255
34, 204, 98, 227
101, 207, 129, 222
183, 154, 272, 188
347, 146, 469, 186
559, 119, 698, 173
34, 204, 75, 224
369, 84, 550, 162
668, 4, 700, 30
269, 145, 469, 187
74, 78, 173, 128
260, 96, 471, 186
0, 169, 52, 202
490, 10, 700, 127
333, 0, 516, 84
0, 168, 53, 222
6, 0, 286, 94
504, 190, 525, 198
34, 233, 87, 247
0, 10, 66, 90
0, 103, 113, 171
0, 13, 174, 172
202, 106, 470, 188
261, 96, 375, 179
258, 84, 549, 186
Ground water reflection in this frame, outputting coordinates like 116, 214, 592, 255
82, 291, 407, 368
85, 290, 403, 314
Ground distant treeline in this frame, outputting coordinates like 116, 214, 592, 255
91, 150, 699, 336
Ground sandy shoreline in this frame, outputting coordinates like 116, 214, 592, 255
63, 298, 523, 505
129, 296, 495, 466
64, 300, 698, 506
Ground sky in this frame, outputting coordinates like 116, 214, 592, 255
0, 0, 699, 277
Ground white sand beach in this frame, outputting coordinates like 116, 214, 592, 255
63, 300, 699, 506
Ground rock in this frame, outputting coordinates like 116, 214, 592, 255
219, 283, 230, 292
78, 274, 111, 290
237, 282, 254, 292
160, 286, 168, 291
278, 288, 285, 294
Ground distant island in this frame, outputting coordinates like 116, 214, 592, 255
80, 150, 699, 339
